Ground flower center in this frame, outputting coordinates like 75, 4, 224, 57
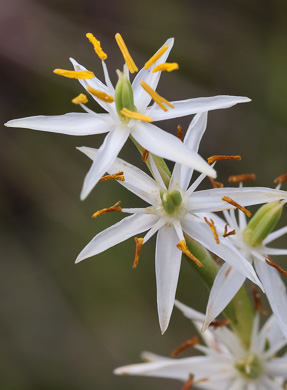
160, 189, 183, 216
115, 68, 136, 123
235, 353, 262, 380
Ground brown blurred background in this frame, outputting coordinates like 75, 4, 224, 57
1, 0, 287, 389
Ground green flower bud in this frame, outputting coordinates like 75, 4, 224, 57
243, 201, 284, 247
235, 353, 262, 380
160, 189, 182, 215
115, 68, 135, 123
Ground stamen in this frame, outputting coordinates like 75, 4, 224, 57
115, 33, 138, 74
142, 149, 149, 162
140, 80, 174, 112
177, 124, 183, 142
99, 171, 125, 182
87, 86, 114, 103
86, 33, 107, 60
209, 319, 230, 329
182, 374, 194, 390
223, 223, 236, 238
208, 176, 224, 188
252, 286, 267, 315
177, 240, 203, 268
144, 45, 169, 70
121, 108, 153, 122
132, 237, 144, 269
153, 62, 179, 73
171, 337, 199, 357
53, 69, 95, 79
204, 217, 219, 244
265, 256, 287, 277
92, 201, 122, 219
274, 173, 287, 185
222, 196, 251, 217
72, 93, 88, 105
208, 155, 241, 164
228, 174, 256, 183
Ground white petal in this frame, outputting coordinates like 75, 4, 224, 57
133, 38, 174, 111
182, 220, 263, 288
156, 224, 182, 334
77, 146, 161, 204
189, 187, 287, 213
147, 95, 251, 121
114, 355, 218, 381
174, 300, 206, 322
263, 248, 287, 255
203, 263, 246, 332
5, 113, 113, 135
259, 315, 285, 349
80, 128, 129, 199
70, 57, 112, 112
76, 213, 158, 262
132, 122, 216, 178
263, 225, 287, 245
254, 259, 287, 340
266, 358, 287, 376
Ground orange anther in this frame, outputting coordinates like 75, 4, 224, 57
228, 174, 256, 183
223, 223, 236, 238
171, 337, 199, 357
177, 241, 203, 268
132, 237, 144, 269
265, 256, 287, 277
222, 196, 251, 217
204, 217, 220, 244
142, 149, 149, 162
99, 172, 125, 182
177, 124, 183, 142
274, 173, 287, 185
92, 201, 122, 218
208, 177, 224, 188
208, 155, 241, 164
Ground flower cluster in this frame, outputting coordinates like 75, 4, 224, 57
5, 32, 287, 388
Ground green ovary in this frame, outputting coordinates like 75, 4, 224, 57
160, 189, 182, 215
235, 353, 262, 380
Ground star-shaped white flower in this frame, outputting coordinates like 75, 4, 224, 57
202, 202, 287, 340
5, 32, 250, 199
76, 112, 287, 333
114, 301, 287, 390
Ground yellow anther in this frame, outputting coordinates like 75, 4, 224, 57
132, 237, 144, 269
142, 150, 149, 162
171, 337, 199, 357
204, 217, 220, 244
53, 69, 95, 79
87, 86, 114, 103
208, 155, 241, 164
72, 93, 88, 105
120, 108, 153, 122
222, 196, 251, 217
86, 33, 107, 60
176, 240, 203, 268
153, 62, 179, 73
92, 201, 122, 219
99, 171, 125, 182
115, 33, 138, 74
144, 45, 169, 70
140, 80, 174, 112
177, 124, 183, 142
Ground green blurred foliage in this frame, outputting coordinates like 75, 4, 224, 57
0, 0, 287, 389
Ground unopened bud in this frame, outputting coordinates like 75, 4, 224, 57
243, 201, 284, 247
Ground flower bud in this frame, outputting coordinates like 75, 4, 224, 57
115, 67, 135, 122
243, 201, 283, 247
160, 189, 182, 215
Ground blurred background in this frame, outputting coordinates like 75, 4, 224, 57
1, 0, 287, 389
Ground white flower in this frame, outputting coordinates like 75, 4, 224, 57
114, 301, 287, 390
76, 112, 287, 333
202, 202, 287, 340
5, 32, 251, 199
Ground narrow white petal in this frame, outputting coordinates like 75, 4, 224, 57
147, 95, 251, 121
156, 224, 182, 334
132, 123, 216, 178
80, 129, 129, 200
174, 300, 206, 322
263, 248, 287, 255
203, 264, 246, 332
255, 259, 287, 340
133, 38, 174, 111
76, 213, 158, 262
263, 225, 287, 245
182, 220, 263, 288
266, 358, 287, 376
77, 146, 161, 204
177, 112, 208, 190
259, 315, 284, 349
189, 187, 287, 213
5, 113, 113, 135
